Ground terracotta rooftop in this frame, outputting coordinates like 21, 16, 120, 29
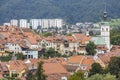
68, 55, 84, 64
7, 60, 27, 72
43, 62, 68, 75
97, 50, 120, 65
73, 33, 91, 45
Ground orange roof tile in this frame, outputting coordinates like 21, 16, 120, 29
26, 37, 38, 44
43, 62, 68, 75
7, 60, 27, 72
73, 33, 91, 45
68, 55, 84, 64
82, 56, 94, 65
65, 36, 76, 42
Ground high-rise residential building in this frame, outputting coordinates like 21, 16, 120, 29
27, 23, 30, 28
30, 19, 39, 29
55, 19, 63, 28
42, 19, 49, 29
10, 19, 18, 26
4, 18, 64, 29
49, 19, 55, 28
40, 19, 64, 29
19, 19, 28, 28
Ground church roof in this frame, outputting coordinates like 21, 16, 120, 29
91, 37, 106, 45
100, 22, 109, 26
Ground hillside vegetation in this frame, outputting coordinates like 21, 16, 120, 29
0, 0, 120, 24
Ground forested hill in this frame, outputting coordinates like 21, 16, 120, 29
0, 0, 120, 24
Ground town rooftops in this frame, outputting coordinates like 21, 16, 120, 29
73, 33, 91, 45
68, 55, 94, 66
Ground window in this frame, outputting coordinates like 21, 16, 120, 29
61, 77, 67, 80
65, 50, 68, 54
31, 55, 33, 58
102, 28, 104, 31
12, 73, 18, 77
82, 66, 86, 70
25, 55, 27, 58
106, 28, 108, 31
28, 55, 31, 58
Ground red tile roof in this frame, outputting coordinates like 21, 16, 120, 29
7, 60, 27, 72
43, 62, 68, 75
73, 34, 91, 45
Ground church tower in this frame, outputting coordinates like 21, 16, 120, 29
100, 6, 110, 51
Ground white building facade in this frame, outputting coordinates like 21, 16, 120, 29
3, 23, 11, 26
22, 50, 38, 58
30, 19, 39, 29
5, 18, 64, 29
19, 19, 28, 28
10, 19, 18, 26
101, 22, 110, 51
29, 19, 64, 29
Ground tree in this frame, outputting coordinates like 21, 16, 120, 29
26, 71, 35, 80
104, 73, 116, 80
86, 41, 96, 55
118, 72, 120, 80
44, 48, 61, 58
36, 61, 47, 80
43, 32, 52, 37
110, 27, 120, 45
102, 67, 109, 74
87, 74, 103, 80
89, 63, 103, 76
87, 73, 116, 80
108, 56, 120, 77
68, 70, 85, 80
16, 53, 25, 60
38, 48, 46, 58
111, 34, 120, 45
1, 52, 13, 62
89, 31, 94, 36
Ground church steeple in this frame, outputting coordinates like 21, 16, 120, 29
101, 3, 110, 51
103, 3, 107, 21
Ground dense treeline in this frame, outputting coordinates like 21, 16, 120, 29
110, 27, 120, 45
0, 0, 120, 24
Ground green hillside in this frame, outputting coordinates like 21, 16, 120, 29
0, 0, 120, 24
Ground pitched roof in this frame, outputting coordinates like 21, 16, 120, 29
65, 36, 76, 42
81, 56, 94, 65
67, 55, 94, 71
68, 55, 94, 65
97, 50, 120, 65
45, 57, 67, 65
73, 33, 91, 45
68, 55, 84, 64
7, 60, 27, 72
43, 62, 68, 75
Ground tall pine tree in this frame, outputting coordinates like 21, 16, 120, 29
36, 61, 47, 80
